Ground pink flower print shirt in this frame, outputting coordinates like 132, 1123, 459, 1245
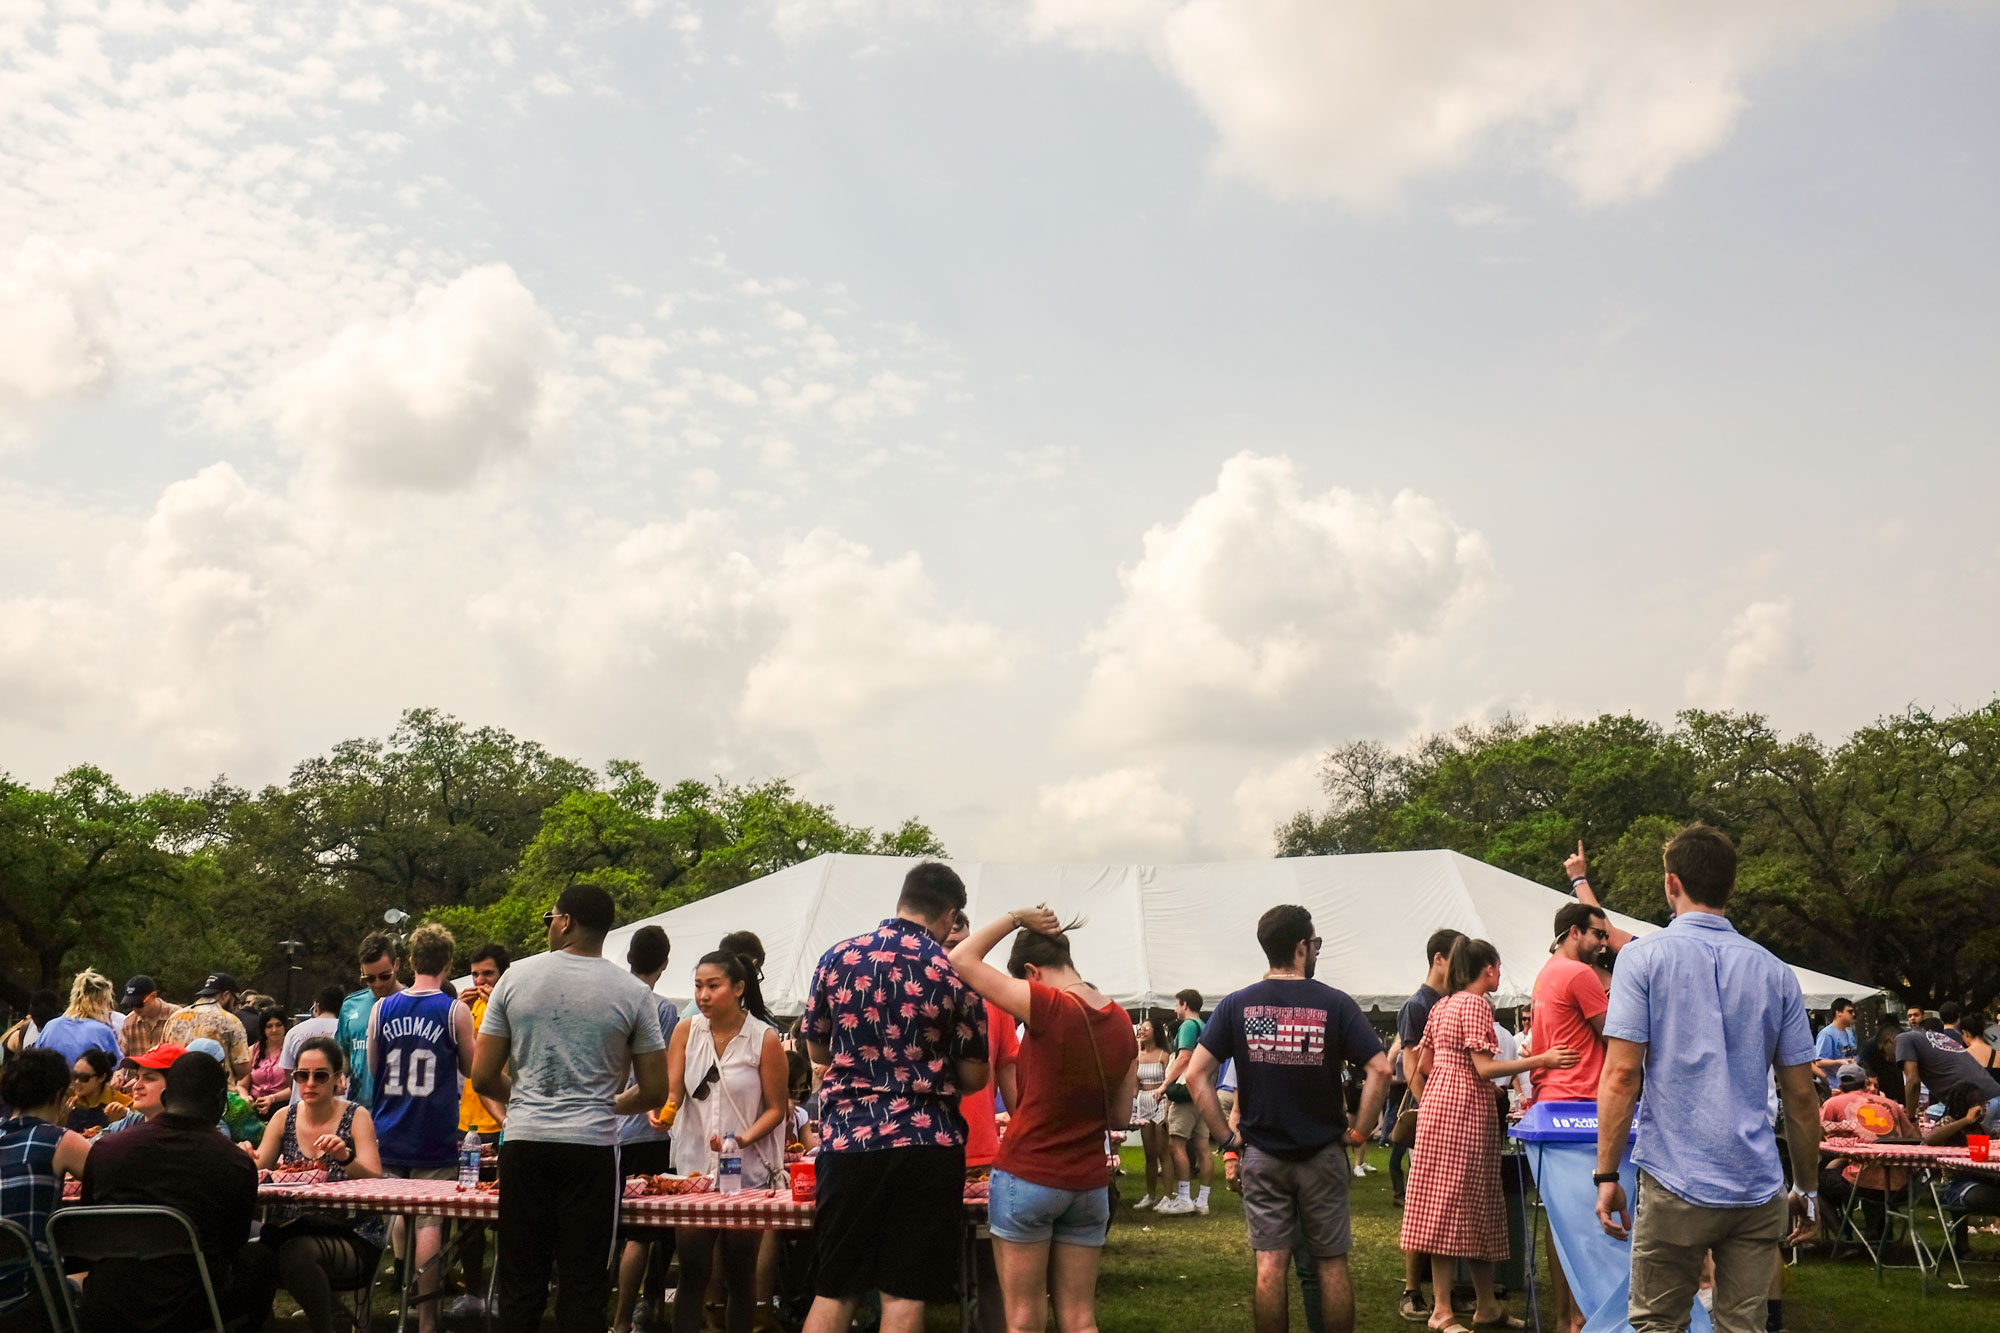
803, 920, 989, 1153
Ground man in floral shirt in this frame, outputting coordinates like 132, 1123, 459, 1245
801, 862, 990, 1333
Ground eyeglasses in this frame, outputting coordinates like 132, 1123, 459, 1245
1309, 936, 1323, 950
690, 1064, 721, 1102
291, 1068, 334, 1085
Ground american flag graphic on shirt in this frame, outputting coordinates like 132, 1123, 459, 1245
1243, 1005, 1328, 1066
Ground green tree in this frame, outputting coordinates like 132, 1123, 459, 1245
209, 708, 597, 1001
1686, 705, 2000, 1010
431, 765, 947, 958
0, 766, 215, 1009
1278, 704, 2000, 1011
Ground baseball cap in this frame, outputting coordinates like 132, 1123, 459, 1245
121, 975, 157, 1009
196, 972, 238, 999
122, 1043, 188, 1071
184, 1037, 227, 1063
1834, 1062, 1867, 1092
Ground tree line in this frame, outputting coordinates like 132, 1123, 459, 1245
0, 708, 944, 1013
1276, 704, 2000, 1013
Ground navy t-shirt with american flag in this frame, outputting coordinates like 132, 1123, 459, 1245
803, 918, 990, 1153
1199, 977, 1382, 1161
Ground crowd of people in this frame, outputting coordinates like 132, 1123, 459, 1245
1, 827, 1994, 1333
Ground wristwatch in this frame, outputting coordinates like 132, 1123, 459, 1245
1591, 1171, 1620, 1186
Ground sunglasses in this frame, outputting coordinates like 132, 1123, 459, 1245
71, 1070, 101, 1083
541, 910, 568, 927
1309, 936, 1323, 949
690, 1064, 721, 1102
292, 1068, 335, 1085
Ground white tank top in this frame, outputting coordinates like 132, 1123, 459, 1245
672, 1011, 782, 1188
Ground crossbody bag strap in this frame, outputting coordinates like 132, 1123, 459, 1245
1064, 990, 1129, 1131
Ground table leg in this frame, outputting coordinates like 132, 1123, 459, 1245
1928, 1174, 1968, 1290
959, 1221, 976, 1333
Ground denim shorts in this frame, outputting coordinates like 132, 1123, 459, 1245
987, 1169, 1111, 1248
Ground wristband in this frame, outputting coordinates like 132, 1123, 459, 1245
1591, 1171, 1620, 1186
1570, 876, 1589, 888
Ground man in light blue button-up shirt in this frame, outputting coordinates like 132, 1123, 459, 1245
1593, 824, 1821, 1333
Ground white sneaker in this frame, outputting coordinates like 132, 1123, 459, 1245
1360, 1163, 1377, 1175
1154, 1196, 1194, 1215
1193, 1196, 1210, 1215
1354, 1164, 1367, 1178
1132, 1194, 1154, 1211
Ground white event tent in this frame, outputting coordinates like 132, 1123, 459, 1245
537, 851, 1874, 1018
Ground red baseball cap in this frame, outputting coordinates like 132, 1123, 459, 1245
122, 1043, 187, 1071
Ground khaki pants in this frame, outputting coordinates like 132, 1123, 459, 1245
1629, 1170, 1786, 1333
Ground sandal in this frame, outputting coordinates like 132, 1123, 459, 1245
1473, 1317, 1526, 1330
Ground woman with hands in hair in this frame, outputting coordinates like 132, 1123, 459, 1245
950, 907, 1139, 1333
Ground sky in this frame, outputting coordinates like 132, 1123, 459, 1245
3, 0, 1998, 863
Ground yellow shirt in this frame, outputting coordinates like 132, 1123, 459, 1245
460, 994, 501, 1134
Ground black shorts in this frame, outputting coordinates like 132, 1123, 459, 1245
812, 1145, 965, 1304
618, 1138, 676, 1242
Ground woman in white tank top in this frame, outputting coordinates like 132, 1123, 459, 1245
664, 951, 787, 1333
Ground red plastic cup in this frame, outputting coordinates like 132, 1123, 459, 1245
1970, 1134, 1991, 1162
787, 1159, 817, 1201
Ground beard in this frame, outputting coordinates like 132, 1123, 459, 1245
1304, 952, 1317, 979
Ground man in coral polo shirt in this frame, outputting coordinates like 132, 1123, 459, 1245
1532, 900, 1614, 1333
1534, 902, 1613, 1101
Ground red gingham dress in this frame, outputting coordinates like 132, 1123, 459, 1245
1398, 990, 1508, 1262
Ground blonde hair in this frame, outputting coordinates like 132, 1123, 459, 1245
409, 922, 457, 978
66, 969, 115, 1024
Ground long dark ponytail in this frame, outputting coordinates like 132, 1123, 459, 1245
700, 949, 776, 1027
1446, 937, 1501, 995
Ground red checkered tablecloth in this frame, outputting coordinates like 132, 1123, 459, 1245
254, 1177, 990, 1230
1822, 1139, 2000, 1178
258, 1177, 499, 1220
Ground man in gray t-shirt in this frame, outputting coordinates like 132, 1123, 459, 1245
470, 888, 668, 1333
1895, 1027, 2000, 1124
279, 986, 344, 1107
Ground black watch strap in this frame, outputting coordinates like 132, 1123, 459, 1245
1591, 1171, 1621, 1186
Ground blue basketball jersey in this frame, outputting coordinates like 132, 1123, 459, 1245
371, 990, 462, 1167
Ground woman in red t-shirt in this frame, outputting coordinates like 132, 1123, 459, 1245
950, 907, 1139, 1333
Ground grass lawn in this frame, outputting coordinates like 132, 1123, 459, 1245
331, 1146, 2000, 1331
992, 1146, 2000, 1332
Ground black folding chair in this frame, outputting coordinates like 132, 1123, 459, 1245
0, 1218, 64, 1333
46, 1206, 227, 1333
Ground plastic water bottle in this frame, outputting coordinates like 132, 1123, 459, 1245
719, 1135, 743, 1195
458, 1130, 482, 1190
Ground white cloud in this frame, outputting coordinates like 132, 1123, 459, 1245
1230, 749, 1324, 853
0, 237, 117, 411
1025, 0, 1894, 207
741, 530, 1014, 732
1076, 453, 1490, 750
270, 266, 557, 492
1685, 599, 1809, 709
1036, 766, 1196, 860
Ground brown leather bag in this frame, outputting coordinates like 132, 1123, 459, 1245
1389, 1096, 1419, 1149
